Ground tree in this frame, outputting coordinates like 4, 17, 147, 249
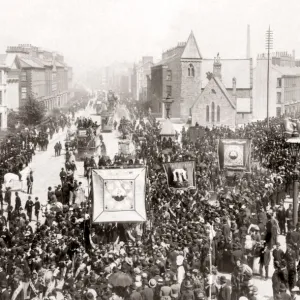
19, 96, 46, 126
7, 110, 21, 131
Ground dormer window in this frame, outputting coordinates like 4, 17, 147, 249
188, 64, 195, 77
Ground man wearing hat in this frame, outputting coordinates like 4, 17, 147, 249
278, 283, 291, 300
24, 196, 34, 222
218, 276, 231, 300
180, 280, 194, 300
0, 278, 9, 300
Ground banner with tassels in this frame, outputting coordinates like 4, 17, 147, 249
218, 139, 251, 172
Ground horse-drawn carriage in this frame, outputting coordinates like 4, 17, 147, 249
75, 127, 100, 161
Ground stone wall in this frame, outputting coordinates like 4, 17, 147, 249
192, 78, 236, 129
180, 60, 202, 121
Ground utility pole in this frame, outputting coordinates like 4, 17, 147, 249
265, 26, 273, 128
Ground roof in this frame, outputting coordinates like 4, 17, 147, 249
213, 77, 236, 109
201, 59, 251, 89
160, 118, 176, 135
18, 55, 44, 69
181, 31, 202, 60
192, 76, 236, 110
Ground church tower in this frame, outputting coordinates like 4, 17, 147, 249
180, 31, 202, 121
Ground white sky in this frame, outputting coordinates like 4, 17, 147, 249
1, 0, 300, 74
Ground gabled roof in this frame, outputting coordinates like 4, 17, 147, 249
160, 118, 176, 135
192, 76, 236, 110
213, 76, 236, 109
181, 31, 202, 60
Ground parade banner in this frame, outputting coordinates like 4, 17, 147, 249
92, 168, 147, 223
218, 139, 251, 171
188, 126, 205, 142
162, 161, 196, 189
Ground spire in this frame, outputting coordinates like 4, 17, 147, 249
247, 25, 251, 59
181, 31, 202, 60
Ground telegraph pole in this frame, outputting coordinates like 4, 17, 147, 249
266, 26, 273, 128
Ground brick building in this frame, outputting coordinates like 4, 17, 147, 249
5, 44, 72, 110
148, 32, 252, 122
191, 57, 236, 128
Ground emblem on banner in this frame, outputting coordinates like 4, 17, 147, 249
224, 144, 244, 167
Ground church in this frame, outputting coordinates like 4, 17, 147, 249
148, 31, 252, 123
191, 56, 237, 128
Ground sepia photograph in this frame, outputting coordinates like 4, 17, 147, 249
0, 0, 300, 299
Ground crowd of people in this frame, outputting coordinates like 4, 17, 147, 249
0, 98, 300, 300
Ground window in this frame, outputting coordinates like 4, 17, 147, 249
206, 105, 209, 122
0, 91, 2, 105
166, 85, 172, 97
277, 78, 282, 88
277, 92, 282, 104
211, 102, 215, 122
21, 87, 27, 100
166, 70, 172, 81
21, 71, 27, 81
188, 64, 195, 77
217, 105, 220, 122
0, 71, 2, 84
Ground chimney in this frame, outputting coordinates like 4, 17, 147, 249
213, 54, 222, 80
293, 49, 296, 59
247, 25, 251, 59
232, 77, 236, 96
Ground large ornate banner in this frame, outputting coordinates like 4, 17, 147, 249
218, 139, 251, 171
163, 161, 196, 189
92, 168, 147, 223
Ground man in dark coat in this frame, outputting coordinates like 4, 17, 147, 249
25, 196, 34, 222
277, 204, 286, 235
0, 278, 10, 300
14, 192, 21, 213
273, 242, 285, 265
34, 197, 40, 222
218, 276, 231, 300
4, 188, 11, 208
286, 225, 300, 261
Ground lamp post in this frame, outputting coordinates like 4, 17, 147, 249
287, 130, 300, 226
162, 95, 174, 119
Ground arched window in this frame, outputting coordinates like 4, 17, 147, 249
211, 102, 215, 122
217, 105, 220, 122
206, 105, 209, 122
188, 64, 195, 77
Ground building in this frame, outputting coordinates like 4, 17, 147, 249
5, 44, 72, 110
132, 57, 153, 101
148, 31, 252, 122
191, 57, 237, 128
0, 56, 9, 130
253, 51, 300, 120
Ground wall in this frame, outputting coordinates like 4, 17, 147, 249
192, 79, 236, 128
163, 58, 182, 118
31, 69, 46, 98
149, 65, 164, 116
180, 60, 202, 120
